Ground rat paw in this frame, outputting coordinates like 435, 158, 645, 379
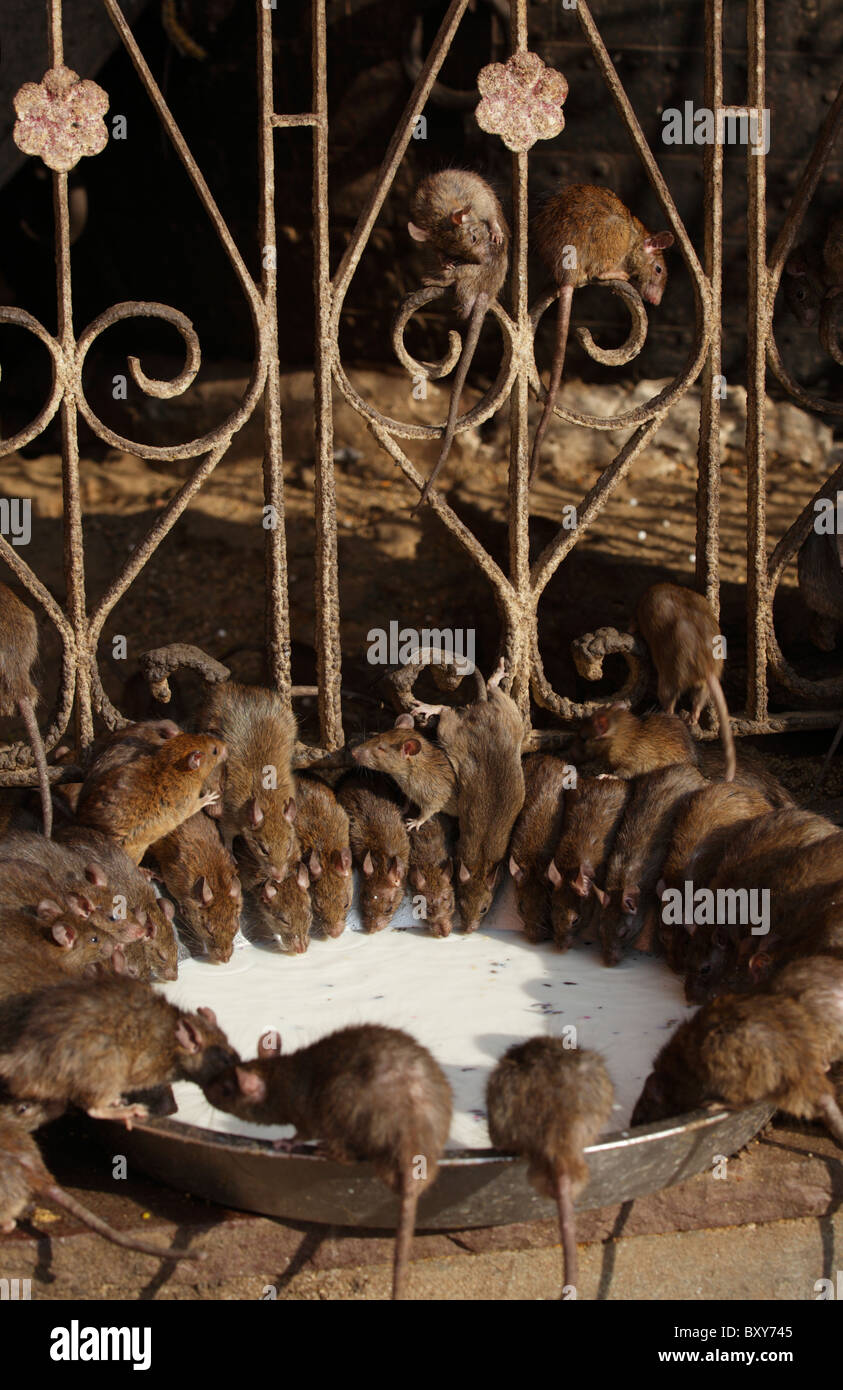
487, 658, 507, 690
199, 790, 221, 810
405, 816, 426, 833
409, 700, 443, 725
87, 1101, 150, 1130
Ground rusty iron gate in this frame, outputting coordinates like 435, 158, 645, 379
0, 0, 841, 788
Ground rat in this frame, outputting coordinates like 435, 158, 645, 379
241, 856, 312, 955
199, 682, 299, 877
82, 718, 182, 778
636, 582, 735, 781
0, 853, 147, 949
337, 772, 410, 934
53, 826, 180, 981
599, 762, 705, 966
408, 170, 509, 509
547, 775, 631, 952
486, 1039, 614, 1298
631, 960, 843, 1145
0, 902, 125, 979
784, 248, 826, 328
294, 776, 352, 939
656, 783, 772, 974
508, 755, 572, 943
351, 717, 458, 831
576, 704, 695, 778
0, 1112, 202, 1259
798, 527, 843, 654
203, 1024, 453, 1300
0, 975, 239, 1127
152, 812, 242, 964
410, 660, 525, 932
0, 581, 53, 838
529, 185, 673, 481
407, 813, 455, 938
75, 732, 226, 864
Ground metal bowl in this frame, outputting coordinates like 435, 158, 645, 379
103, 1100, 773, 1229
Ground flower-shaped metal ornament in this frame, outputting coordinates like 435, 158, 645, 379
475, 51, 568, 154
13, 65, 109, 174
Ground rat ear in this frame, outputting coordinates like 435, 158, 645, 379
174, 1017, 202, 1054
194, 876, 214, 905
458, 860, 471, 883
407, 220, 428, 242
571, 865, 592, 898
655, 878, 666, 900
622, 886, 640, 915
333, 847, 352, 877
592, 884, 609, 909
187, 748, 205, 771
37, 897, 63, 921
546, 859, 563, 889
645, 231, 674, 252
237, 1067, 267, 1102
111, 946, 127, 974
411, 869, 426, 890
258, 1030, 282, 1057
229, 880, 241, 899
84, 862, 108, 888
394, 713, 415, 729
296, 861, 310, 891
508, 855, 525, 885
283, 798, 297, 824
197, 1006, 217, 1026
67, 894, 95, 919
307, 849, 323, 881
591, 713, 610, 737
386, 855, 403, 887
401, 739, 421, 759
51, 922, 76, 949
160, 897, 176, 922
247, 797, 265, 828
362, 851, 375, 877
451, 204, 471, 226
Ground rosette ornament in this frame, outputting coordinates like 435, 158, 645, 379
475, 52, 568, 153
13, 66, 109, 173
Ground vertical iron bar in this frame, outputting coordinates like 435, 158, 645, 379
745, 0, 768, 721
312, 0, 343, 750
49, 0, 93, 749
696, 0, 723, 619
509, 0, 530, 716
258, 0, 292, 700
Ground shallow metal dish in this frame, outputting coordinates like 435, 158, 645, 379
104, 1101, 773, 1229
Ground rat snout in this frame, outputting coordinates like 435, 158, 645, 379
323, 920, 345, 939
288, 937, 308, 955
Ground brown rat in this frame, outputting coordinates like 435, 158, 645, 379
637, 582, 735, 781
336, 772, 409, 934
408, 170, 509, 509
0, 1112, 201, 1258
0, 581, 52, 838
407, 813, 455, 938
0, 902, 125, 979
75, 732, 226, 864
152, 812, 242, 964
294, 776, 352, 939
577, 703, 695, 778
530, 185, 673, 480
797, 527, 843, 654
412, 661, 525, 932
199, 682, 298, 876
631, 960, 843, 1145
352, 718, 458, 830
508, 755, 572, 944
83, 718, 181, 778
203, 1024, 453, 1300
0, 974, 238, 1127
240, 856, 312, 955
547, 775, 631, 952
599, 762, 705, 966
486, 1039, 614, 1298
52, 826, 179, 981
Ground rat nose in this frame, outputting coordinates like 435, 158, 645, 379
291, 939, 307, 955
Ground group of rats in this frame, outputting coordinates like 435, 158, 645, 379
1, 563, 842, 1298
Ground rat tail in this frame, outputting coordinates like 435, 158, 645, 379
414, 292, 489, 513
556, 1169, 578, 1299
706, 674, 735, 782
392, 1167, 420, 1300
529, 283, 573, 485
24, 1159, 201, 1261
18, 695, 52, 839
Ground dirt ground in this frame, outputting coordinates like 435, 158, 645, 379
2, 364, 842, 801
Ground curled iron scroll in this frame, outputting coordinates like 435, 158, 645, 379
819, 292, 843, 368
570, 627, 652, 709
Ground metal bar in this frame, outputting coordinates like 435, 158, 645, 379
696, 0, 723, 618
744, 0, 768, 724
258, 0, 292, 700
507, 0, 530, 714
311, 0, 343, 751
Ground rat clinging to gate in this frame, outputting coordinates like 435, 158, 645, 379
529, 185, 673, 482
0, 582, 53, 838
408, 170, 509, 511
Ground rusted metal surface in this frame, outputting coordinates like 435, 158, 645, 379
0, 0, 842, 790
